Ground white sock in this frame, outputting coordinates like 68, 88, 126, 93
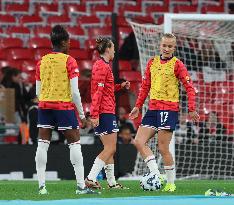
69, 141, 85, 189
87, 157, 105, 182
104, 164, 116, 186
144, 155, 161, 177
35, 139, 50, 188
164, 165, 175, 184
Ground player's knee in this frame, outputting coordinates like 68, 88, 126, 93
133, 138, 143, 150
104, 145, 116, 156
110, 145, 116, 155
158, 144, 169, 156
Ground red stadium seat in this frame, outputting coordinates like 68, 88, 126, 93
8, 48, 33, 61
2, 136, 18, 144
170, 0, 192, 4
69, 49, 90, 60
212, 91, 234, 104
0, 14, 16, 26
201, 0, 224, 6
66, 26, 86, 40
78, 60, 93, 71
0, 38, 23, 48
119, 71, 142, 82
118, 4, 142, 16
34, 48, 51, 61
33, 26, 51, 38
22, 70, 36, 84
20, 15, 44, 27
84, 39, 97, 60
21, 60, 37, 83
146, 5, 169, 14
21, 60, 36, 72
5, 3, 30, 15
213, 82, 234, 94
156, 15, 164, 25
90, 4, 113, 16
87, 27, 112, 39
65, 4, 87, 15
129, 81, 141, 95
197, 92, 213, 104
6, 26, 30, 38
104, 16, 129, 27
1, 60, 21, 69
77, 15, 101, 28
29, 38, 51, 49
173, 5, 198, 13
36, 3, 60, 16
132, 15, 155, 24
227, 72, 234, 81
119, 26, 132, 38
0, 27, 9, 38
47, 15, 72, 26
226, 124, 234, 135
0, 50, 7, 60
0, 60, 10, 68
92, 50, 100, 61
192, 82, 214, 94
70, 39, 80, 49
201, 5, 225, 14
119, 61, 132, 71
83, 0, 109, 7
79, 79, 91, 104
85, 39, 97, 51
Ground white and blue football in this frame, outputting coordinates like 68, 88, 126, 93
140, 172, 161, 191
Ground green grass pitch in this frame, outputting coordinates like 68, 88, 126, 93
0, 180, 233, 200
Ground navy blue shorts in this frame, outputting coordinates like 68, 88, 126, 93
141, 110, 178, 131
37, 109, 79, 131
94, 113, 119, 136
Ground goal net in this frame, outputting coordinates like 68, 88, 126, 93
129, 14, 234, 179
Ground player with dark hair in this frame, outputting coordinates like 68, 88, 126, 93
35, 25, 96, 195
129, 33, 199, 192
85, 37, 130, 189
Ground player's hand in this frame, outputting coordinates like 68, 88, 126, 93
80, 118, 87, 128
189, 111, 200, 123
129, 107, 139, 120
121, 81, 130, 90
90, 118, 99, 127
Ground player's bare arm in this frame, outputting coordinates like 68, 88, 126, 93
90, 118, 99, 128
129, 107, 140, 119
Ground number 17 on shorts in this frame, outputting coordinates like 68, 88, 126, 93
157, 110, 178, 131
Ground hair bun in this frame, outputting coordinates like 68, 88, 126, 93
96, 37, 103, 43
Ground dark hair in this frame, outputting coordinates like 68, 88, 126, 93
1, 66, 12, 75
96, 37, 112, 54
119, 125, 131, 133
1, 68, 21, 87
50, 25, 69, 47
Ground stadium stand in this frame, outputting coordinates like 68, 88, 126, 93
0, 0, 233, 141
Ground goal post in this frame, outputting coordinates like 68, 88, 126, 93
164, 13, 234, 33
129, 13, 234, 179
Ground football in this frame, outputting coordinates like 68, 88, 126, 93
140, 172, 162, 191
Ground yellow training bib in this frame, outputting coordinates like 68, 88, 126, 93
39, 53, 72, 102
150, 56, 179, 102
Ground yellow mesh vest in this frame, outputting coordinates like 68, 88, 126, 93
39, 53, 72, 102
150, 56, 179, 102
